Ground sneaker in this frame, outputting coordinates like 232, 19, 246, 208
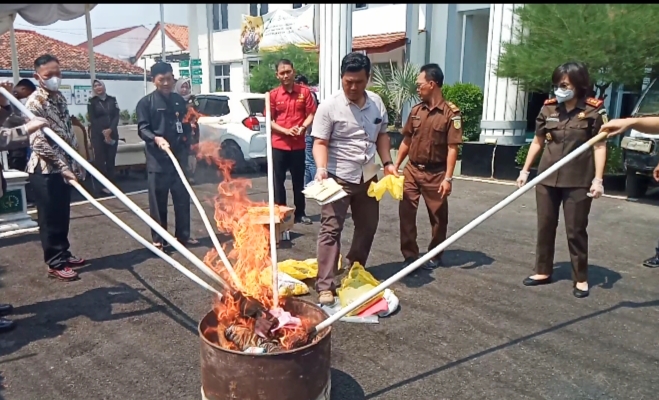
67, 255, 87, 267
0, 317, 15, 333
642, 252, 659, 268
48, 267, 79, 282
318, 290, 335, 306
295, 215, 312, 225
422, 257, 443, 271
401, 257, 418, 268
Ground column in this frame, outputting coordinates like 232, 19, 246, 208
401, 4, 421, 126
318, 4, 352, 102
0, 17, 37, 237
187, 3, 201, 95
479, 4, 527, 145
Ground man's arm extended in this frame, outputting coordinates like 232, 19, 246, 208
601, 116, 659, 136
136, 97, 156, 143
0, 125, 29, 151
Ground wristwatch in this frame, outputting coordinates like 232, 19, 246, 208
383, 161, 393, 167
444, 177, 453, 183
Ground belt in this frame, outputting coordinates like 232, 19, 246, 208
410, 161, 446, 172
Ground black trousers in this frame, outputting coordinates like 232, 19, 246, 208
147, 171, 191, 244
272, 148, 306, 218
29, 172, 72, 269
92, 135, 118, 184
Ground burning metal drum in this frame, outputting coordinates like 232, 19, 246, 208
199, 298, 332, 400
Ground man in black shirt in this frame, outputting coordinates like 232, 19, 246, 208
136, 62, 197, 249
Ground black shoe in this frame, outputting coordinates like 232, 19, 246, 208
642, 251, 659, 268
0, 304, 12, 317
0, 317, 15, 333
295, 215, 312, 225
522, 276, 552, 286
401, 257, 418, 269
422, 258, 442, 270
573, 288, 589, 298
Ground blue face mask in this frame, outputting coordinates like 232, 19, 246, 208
554, 88, 574, 103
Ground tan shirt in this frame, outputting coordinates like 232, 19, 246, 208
536, 97, 606, 188
402, 99, 463, 165
311, 90, 389, 184
25, 87, 80, 175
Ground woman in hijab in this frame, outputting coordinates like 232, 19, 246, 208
175, 77, 199, 183
88, 79, 119, 195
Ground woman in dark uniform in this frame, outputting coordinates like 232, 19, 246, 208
516, 62, 607, 298
88, 79, 119, 194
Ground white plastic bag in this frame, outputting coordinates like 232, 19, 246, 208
377, 289, 399, 317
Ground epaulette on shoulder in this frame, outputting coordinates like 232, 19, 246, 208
446, 101, 460, 113
586, 97, 604, 108
544, 98, 557, 105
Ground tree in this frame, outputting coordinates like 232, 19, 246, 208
370, 62, 419, 128
248, 45, 319, 93
496, 4, 659, 99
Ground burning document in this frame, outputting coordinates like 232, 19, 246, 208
303, 178, 347, 205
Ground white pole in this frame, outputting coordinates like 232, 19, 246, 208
164, 148, 243, 290
0, 87, 230, 292
313, 130, 610, 333
85, 4, 96, 84
264, 93, 279, 308
9, 14, 19, 85
71, 181, 221, 296
160, 4, 167, 62
143, 57, 148, 95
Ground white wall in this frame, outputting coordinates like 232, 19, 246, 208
229, 63, 244, 93
461, 13, 489, 90
141, 30, 184, 58
47, 78, 155, 119
93, 27, 152, 62
352, 4, 425, 36
369, 48, 405, 67
139, 56, 183, 79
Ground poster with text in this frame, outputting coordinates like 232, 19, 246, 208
240, 4, 315, 54
59, 85, 72, 105
74, 85, 92, 105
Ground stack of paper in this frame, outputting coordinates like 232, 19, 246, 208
302, 178, 347, 205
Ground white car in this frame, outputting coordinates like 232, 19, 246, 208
196, 92, 267, 170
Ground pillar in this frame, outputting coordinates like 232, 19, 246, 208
401, 4, 422, 126
187, 3, 201, 95
318, 4, 352, 102
479, 4, 527, 145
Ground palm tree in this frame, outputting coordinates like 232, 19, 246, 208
370, 62, 420, 128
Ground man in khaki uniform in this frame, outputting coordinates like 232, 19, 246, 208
395, 63, 463, 270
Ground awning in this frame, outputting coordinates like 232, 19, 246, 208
0, 4, 97, 34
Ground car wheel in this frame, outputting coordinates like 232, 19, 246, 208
220, 140, 247, 173
626, 169, 649, 198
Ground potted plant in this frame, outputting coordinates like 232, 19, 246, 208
119, 109, 131, 125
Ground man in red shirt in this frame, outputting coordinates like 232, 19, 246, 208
269, 59, 317, 224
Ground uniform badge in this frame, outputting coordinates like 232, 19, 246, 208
598, 108, 609, 124
451, 116, 461, 130
546, 133, 552, 141
578, 112, 586, 119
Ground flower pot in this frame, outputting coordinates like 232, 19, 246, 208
387, 131, 403, 150
461, 142, 494, 178
603, 174, 626, 192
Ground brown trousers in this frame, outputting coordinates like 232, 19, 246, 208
399, 164, 449, 260
535, 184, 592, 283
316, 175, 379, 292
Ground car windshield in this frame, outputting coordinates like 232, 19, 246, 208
241, 98, 266, 116
635, 80, 659, 116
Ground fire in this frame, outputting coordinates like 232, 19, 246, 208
196, 141, 311, 352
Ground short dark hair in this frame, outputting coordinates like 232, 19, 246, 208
420, 63, 445, 88
276, 59, 294, 71
16, 79, 36, 91
34, 54, 59, 70
294, 74, 308, 85
151, 61, 173, 79
552, 61, 592, 99
340, 52, 371, 77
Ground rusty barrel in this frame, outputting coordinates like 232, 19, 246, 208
199, 298, 332, 400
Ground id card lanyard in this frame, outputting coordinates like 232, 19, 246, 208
175, 111, 183, 134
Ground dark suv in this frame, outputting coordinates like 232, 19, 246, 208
622, 79, 659, 198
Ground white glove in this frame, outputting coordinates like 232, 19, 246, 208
588, 178, 604, 198
315, 167, 328, 182
516, 170, 530, 188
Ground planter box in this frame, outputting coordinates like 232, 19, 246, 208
493, 144, 524, 181
461, 142, 494, 178
387, 131, 403, 150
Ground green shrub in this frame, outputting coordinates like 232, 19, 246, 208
515, 141, 624, 174
76, 113, 85, 124
131, 111, 138, 124
515, 143, 543, 167
442, 83, 483, 142
248, 45, 319, 93
120, 109, 131, 121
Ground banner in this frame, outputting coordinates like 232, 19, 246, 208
240, 4, 316, 54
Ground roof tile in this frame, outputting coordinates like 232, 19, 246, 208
352, 32, 406, 53
0, 29, 144, 75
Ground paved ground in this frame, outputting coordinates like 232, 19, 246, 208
1, 167, 659, 400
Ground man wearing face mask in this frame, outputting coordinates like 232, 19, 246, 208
25, 54, 87, 282
137, 62, 197, 250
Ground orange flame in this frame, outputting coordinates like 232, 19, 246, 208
197, 141, 309, 351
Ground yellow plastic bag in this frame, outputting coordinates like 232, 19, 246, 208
260, 269, 309, 297
277, 256, 343, 280
367, 175, 404, 201
337, 263, 385, 316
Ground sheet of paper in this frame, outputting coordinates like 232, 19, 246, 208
316, 188, 348, 205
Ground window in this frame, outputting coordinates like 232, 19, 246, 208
292, 3, 305, 9
241, 99, 266, 116
214, 64, 231, 92
212, 4, 229, 31
249, 4, 268, 16
199, 97, 231, 117
355, 4, 368, 10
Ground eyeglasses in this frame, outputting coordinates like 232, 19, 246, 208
553, 83, 572, 91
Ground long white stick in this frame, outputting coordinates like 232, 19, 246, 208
70, 181, 221, 296
0, 87, 229, 291
264, 92, 279, 307
313, 131, 610, 333
164, 148, 242, 290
